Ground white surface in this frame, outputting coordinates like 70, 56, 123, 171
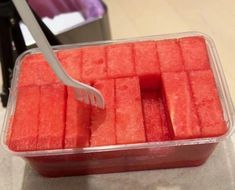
20, 12, 85, 46
1, 0, 235, 189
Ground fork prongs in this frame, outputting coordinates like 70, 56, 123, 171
74, 88, 105, 109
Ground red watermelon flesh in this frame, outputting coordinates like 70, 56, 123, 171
19, 60, 60, 86
157, 39, 184, 72
197, 102, 227, 137
107, 43, 135, 78
57, 49, 82, 81
162, 72, 201, 139
90, 79, 116, 146
160, 99, 172, 140
37, 61, 60, 85
37, 84, 66, 150
189, 70, 227, 137
142, 91, 168, 141
179, 36, 210, 71
19, 53, 60, 86
8, 86, 40, 151
189, 70, 220, 105
20, 49, 82, 86
82, 46, 107, 82
22, 53, 44, 63
19, 60, 41, 86
134, 41, 160, 89
115, 77, 146, 144
159, 94, 172, 140
10, 37, 228, 153
65, 87, 90, 148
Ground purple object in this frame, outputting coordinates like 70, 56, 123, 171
28, 0, 105, 19
80, 0, 105, 19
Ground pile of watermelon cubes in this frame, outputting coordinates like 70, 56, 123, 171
7, 36, 227, 152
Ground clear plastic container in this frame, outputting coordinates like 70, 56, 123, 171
1, 32, 234, 177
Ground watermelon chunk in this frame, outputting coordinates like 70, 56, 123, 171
162, 72, 201, 139
65, 87, 90, 148
157, 39, 184, 72
134, 41, 160, 89
9, 86, 40, 151
82, 46, 107, 82
19, 60, 41, 86
19, 53, 61, 86
189, 70, 219, 105
37, 84, 66, 150
107, 43, 135, 78
19, 53, 46, 86
159, 96, 172, 140
189, 70, 227, 137
57, 49, 82, 81
179, 36, 210, 71
197, 102, 227, 137
142, 91, 170, 141
90, 79, 116, 146
20, 49, 82, 86
38, 61, 60, 85
115, 77, 146, 144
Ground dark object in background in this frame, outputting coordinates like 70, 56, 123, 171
0, 0, 111, 107
0, 0, 60, 107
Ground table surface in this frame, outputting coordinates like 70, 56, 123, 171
1, 0, 235, 189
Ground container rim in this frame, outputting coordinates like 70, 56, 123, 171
1, 31, 234, 157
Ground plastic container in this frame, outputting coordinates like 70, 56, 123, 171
1, 32, 234, 177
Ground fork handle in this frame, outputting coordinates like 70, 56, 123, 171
12, 0, 85, 88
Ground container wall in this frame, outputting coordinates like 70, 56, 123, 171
26, 143, 217, 177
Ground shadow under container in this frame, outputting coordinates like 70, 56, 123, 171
1, 32, 234, 177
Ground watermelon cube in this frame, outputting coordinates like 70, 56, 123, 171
8, 86, 40, 151
142, 91, 170, 141
57, 48, 82, 81
115, 77, 146, 144
197, 102, 227, 137
179, 36, 210, 71
37, 84, 66, 150
189, 70, 219, 105
38, 61, 61, 85
134, 41, 160, 89
82, 46, 107, 82
157, 39, 184, 72
189, 70, 227, 137
107, 43, 135, 78
19, 60, 41, 86
90, 79, 116, 146
65, 87, 90, 148
162, 72, 201, 139
19, 53, 61, 86
159, 96, 172, 140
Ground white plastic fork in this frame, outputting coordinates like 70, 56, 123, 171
12, 0, 105, 109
